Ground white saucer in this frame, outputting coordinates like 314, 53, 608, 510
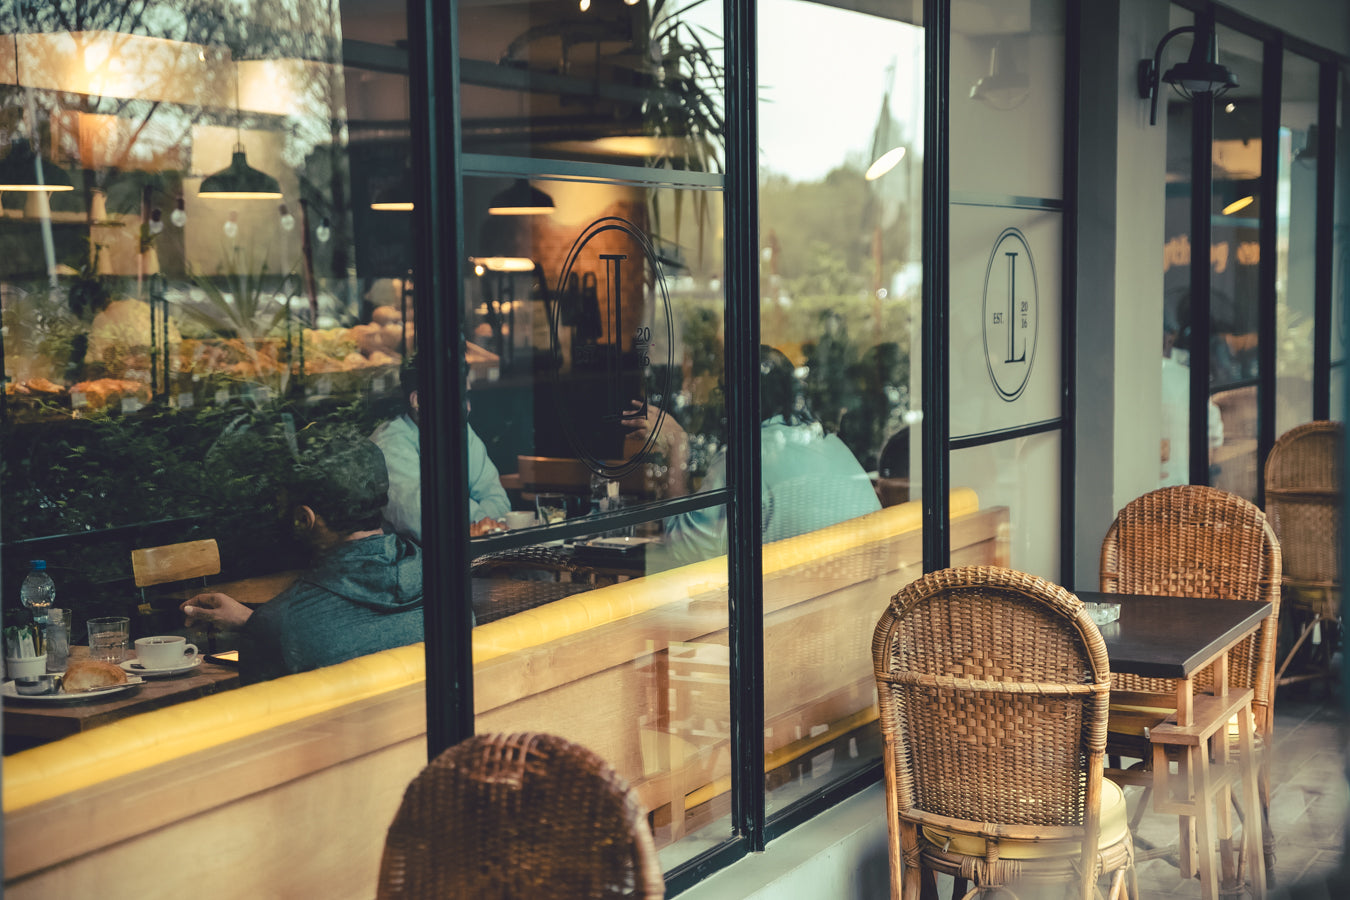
2, 675, 143, 703
120, 655, 203, 678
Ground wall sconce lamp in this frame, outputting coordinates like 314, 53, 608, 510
1138, 24, 1238, 126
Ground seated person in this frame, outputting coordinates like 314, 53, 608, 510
181, 437, 424, 684
370, 354, 510, 539
659, 345, 882, 567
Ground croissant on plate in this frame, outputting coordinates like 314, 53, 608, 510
62, 658, 129, 693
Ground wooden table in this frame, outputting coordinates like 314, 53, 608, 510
3, 647, 240, 752
1080, 590, 1270, 900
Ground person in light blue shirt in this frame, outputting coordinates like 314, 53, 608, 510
659, 345, 881, 567
370, 357, 510, 541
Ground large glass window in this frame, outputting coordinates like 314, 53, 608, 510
0, 5, 429, 893
1, 1, 420, 700
1333, 64, 1350, 422
457, 0, 730, 869
1206, 25, 1264, 502
948, 0, 1065, 580
757, 0, 922, 818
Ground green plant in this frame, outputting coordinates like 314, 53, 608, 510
179, 248, 302, 398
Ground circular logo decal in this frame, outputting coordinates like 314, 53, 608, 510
552, 217, 674, 477
981, 227, 1039, 402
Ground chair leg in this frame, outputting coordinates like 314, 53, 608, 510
918, 866, 938, 900
900, 821, 923, 900
1275, 614, 1321, 685
949, 876, 967, 900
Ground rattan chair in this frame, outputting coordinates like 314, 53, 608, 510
873, 566, 1136, 900
1099, 484, 1281, 881
376, 732, 665, 899
1264, 421, 1342, 690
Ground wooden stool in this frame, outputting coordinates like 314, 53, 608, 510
1149, 681, 1267, 900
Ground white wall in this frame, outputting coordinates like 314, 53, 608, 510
1112, 0, 1173, 522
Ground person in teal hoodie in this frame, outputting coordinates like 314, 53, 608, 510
182, 438, 424, 684
657, 345, 882, 568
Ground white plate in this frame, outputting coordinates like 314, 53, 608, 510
120, 655, 204, 678
2, 675, 143, 703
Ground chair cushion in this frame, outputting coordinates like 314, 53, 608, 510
920, 778, 1128, 860
1107, 701, 1258, 740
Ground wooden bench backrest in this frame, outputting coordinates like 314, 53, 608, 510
131, 539, 221, 588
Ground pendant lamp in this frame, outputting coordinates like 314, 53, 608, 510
198, 59, 282, 200
487, 178, 554, 215
0, 137, 74, 192
0, 35, 74, 193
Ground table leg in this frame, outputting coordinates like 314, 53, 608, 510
1193, 746, 1219, 900
1214, 727, 1238, 891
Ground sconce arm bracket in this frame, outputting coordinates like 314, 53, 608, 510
1140, 24, 1197, 126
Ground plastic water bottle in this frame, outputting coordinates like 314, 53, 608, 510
20, 560, 56, 624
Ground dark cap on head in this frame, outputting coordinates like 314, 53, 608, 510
289, 437, 390, 534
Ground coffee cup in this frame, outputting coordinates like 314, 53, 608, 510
505, 510, 537, 530
134, 635, 198, 670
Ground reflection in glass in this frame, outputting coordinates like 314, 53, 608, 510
950, 433, 1059, 578
1332, 66, 1350, 423
459, 1, 725, 173
1208, 25, 1264, 502
1275, 52, 1320, 436
471, 506, 731, 870
0, 0, 420, 731
758, 0, 922, 819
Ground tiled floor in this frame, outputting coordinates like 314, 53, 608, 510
1125, 680, 1348, 899
918, 679, 1348, 899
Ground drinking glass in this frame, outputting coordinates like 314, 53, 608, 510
535, 492, 568, 525
87, 616, 131, 663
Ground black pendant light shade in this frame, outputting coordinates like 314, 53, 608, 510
0, 138, 75, 192
198, 145, 282, 199
487, 178, 555, 215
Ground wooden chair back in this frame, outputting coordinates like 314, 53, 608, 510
131, 539, 221, 589
1100, 484, 1281, 731
376, 732, 665, 900
872, 566, 1111, 900
1264, 420, 1342, 589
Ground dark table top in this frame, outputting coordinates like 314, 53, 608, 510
1077, 590, 1272, 680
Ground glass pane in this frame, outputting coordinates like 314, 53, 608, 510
757, 0, 921, 816
459, 1, 724, 174
1333, 64, 1350, 424
1, 2, 425, 892
950, 432, 1060, 579
2, 6, 417, 673
460, 174, 731, 864
949, 205, 1062, 438
1275, 52, 1320, 437
1209, 25, 1264, 502
1160, 7, 1196, 487
950, 0, 1064, 200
